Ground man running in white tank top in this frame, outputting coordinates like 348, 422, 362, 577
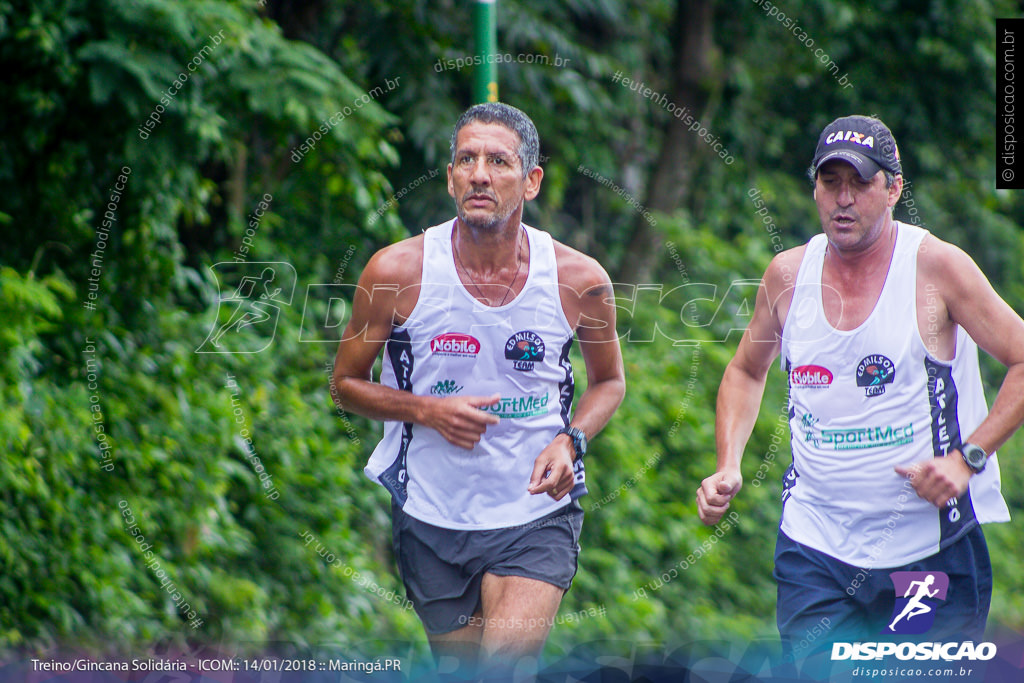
697, 115, 1024, 660
332, 103, 625, 678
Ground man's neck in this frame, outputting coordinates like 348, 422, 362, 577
825, 217, 899, 277
453, 216, 525, 273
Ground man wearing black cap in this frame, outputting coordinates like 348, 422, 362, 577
697, 115, 1024, 654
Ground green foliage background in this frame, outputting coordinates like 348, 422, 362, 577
1, 0, 1022, 665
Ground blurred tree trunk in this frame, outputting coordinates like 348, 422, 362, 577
266, 0, 330, 41
617, 0, 716, 283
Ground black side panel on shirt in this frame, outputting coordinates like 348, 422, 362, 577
925, 357, 978, 548
381, 329, 414, 506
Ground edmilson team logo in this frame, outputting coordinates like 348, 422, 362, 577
790, 364, 833, 389
430, 332, 480, 357
856, 354, 895, 397
504, 331, 545, 371
884, 571, 949, 635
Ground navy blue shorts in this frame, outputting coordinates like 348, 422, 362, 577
774, 524, 991, 656
391, 500, 583, 634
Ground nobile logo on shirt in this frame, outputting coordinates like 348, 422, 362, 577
884, 571, 949, 635
430, 332, 480, 357
790, 364, 833, 389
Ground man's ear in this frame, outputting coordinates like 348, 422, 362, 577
523, 165, 544, 201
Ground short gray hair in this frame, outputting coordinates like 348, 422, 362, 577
450, 102, 540, 178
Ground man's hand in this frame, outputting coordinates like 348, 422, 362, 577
697, 469, 743, 525
894, 454, 973, 508
420, 393, 501, 449
527, 434, 576, 500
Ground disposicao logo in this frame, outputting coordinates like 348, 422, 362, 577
885, 571, 948, 635
831, 570, 998, 663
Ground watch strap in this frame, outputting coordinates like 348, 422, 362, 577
557, 426, 586, 460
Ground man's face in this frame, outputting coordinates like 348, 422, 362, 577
813, 159, 902, 253
447, 121, 542, 231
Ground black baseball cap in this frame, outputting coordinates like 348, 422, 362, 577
811, 115, 902, 179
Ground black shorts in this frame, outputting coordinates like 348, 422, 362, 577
775, 523, 992, 654
391, 500, 584, 634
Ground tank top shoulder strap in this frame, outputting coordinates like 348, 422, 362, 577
522, 224, 557, 283
889, 221, 928, 269
795, 233, 827, 289
420, 219, 459, 294
868, 221, 927, 323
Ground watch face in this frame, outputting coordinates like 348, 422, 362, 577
562, 427, 586, 457
962, 444, 986, 471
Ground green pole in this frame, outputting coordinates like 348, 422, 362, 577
473, 0, 498, 103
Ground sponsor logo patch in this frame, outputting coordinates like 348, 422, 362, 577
856, 354, 895, 397
791, 364, 833, 389
429, 379, 463, 396
504, 330, 545, 371
820, 422, 914, 450
480, 393, 550, 419
800, 412, 914, 450
430, 332, 480, 357
825, 130, 875, 148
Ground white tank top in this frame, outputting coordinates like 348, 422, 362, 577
364, 219, 584, 529
779, 222, 1009, 567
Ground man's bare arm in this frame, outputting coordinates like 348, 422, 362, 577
698, 250, 799, 524
939, 242, 1024, 454
528, 250, 626, 500
896, 238, 1024, 505
563, 257, 626, 439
